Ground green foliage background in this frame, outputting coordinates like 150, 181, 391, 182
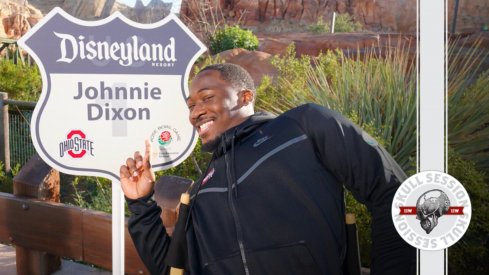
308, 13, 363, 33
209, 25, 259, 54
0, 59, 41, 101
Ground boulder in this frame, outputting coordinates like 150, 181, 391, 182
217, 48, 276, 86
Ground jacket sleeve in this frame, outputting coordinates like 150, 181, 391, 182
291, 103, 415, 275
126, 191, 171, 275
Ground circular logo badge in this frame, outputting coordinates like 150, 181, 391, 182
158, 131, 172, 146
391, 171, 471, 251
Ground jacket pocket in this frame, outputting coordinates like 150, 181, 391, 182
247, 241, 321, 274
202, 251, 243, 275
202, 241, 321, 275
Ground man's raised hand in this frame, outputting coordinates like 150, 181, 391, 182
120, 140, 156, 199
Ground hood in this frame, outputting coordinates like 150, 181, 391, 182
201, 112, 276, 154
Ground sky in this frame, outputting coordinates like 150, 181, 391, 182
117, 0, 181, 14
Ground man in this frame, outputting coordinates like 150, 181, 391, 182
120, 63, 415, 274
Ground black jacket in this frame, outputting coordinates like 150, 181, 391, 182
127, 103, 415, 275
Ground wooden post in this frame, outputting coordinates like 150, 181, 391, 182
344, 214, 361, 275
0, 92, 10, 173
13, 153, 61, 275
330, 12, 336, 33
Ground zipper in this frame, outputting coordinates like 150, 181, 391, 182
223, 135, 250, 275
186, 153, 217, 231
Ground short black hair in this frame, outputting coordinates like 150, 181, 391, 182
199, 63, 255, 94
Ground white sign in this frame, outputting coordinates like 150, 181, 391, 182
18, 7, 206, 180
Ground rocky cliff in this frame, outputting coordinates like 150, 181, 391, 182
27, 0, 172, 21
3, 0, 486, 41
181, 0, 489, 33
1, 0, 174, 39
0, 0, 43, 38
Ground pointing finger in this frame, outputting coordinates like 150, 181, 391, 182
144, 139, 152, 168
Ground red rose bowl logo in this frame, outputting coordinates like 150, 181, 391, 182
59, 130, 95, 158
158, 131, 172, 146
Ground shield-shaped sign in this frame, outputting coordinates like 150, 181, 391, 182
18, 7, 206, 180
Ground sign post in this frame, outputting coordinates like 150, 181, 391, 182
18, 8, 206, 273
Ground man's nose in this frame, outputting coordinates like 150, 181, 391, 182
190, 103, 206, 120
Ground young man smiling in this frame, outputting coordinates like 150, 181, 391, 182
120, 63, 415, 275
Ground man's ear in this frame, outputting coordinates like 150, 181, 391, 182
240, 89, 254, 106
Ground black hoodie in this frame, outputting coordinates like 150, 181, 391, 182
127, 103, 416, 275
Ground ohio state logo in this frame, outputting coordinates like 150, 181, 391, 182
158, 131, 172, 146
59, 130, 95, 158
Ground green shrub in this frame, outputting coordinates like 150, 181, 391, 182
308, 13, 363, 33
256, 44, 312, 113
0, 162, 14, 193
334, 13, 363, 33
70, 176, 113, 213
448, 37, 489, 173
0, 59, 41, 101
447, 150, 489, 275
308, 18, 330, 33
209, 25, 259, 54
256, 44, 339, 114
191, 54, 226, 78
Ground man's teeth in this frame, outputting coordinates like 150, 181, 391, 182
200, 121, 213, 131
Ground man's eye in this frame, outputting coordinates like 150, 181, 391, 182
187, 104, 195, 110
203, 95, 214, 102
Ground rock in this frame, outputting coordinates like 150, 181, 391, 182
0, 0, 42, 39
23, 0, 64, 16
123, 0, 172, 23
0, 22, 6, 38
447, 0, 489, 33
216, 48, 276, 86
258, 32, 381, 56
60, 0, 106, 20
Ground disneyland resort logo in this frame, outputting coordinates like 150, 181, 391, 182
54, 33, 176, 68
59, 130, 94, 158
